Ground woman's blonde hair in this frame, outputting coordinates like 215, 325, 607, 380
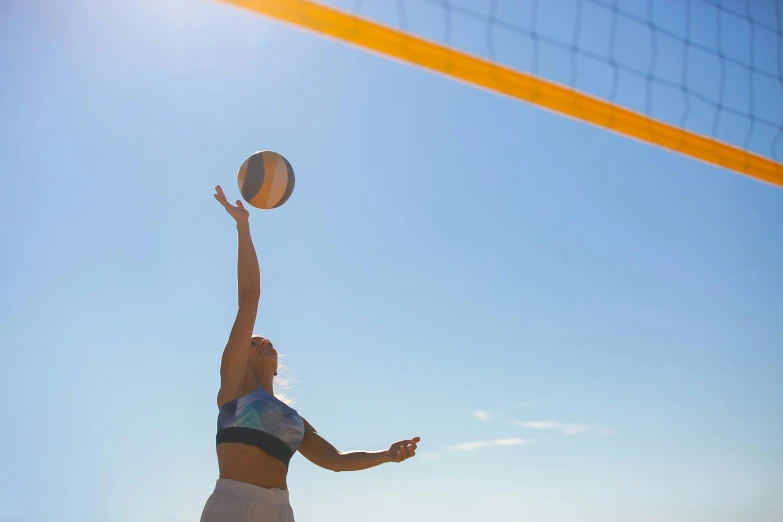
274, 355, 296, 406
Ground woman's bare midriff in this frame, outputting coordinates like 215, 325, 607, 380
217, 442, 289, 490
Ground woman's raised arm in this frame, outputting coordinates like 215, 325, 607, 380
214, 185, 260, 406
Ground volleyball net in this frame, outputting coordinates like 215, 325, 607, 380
216, 0, 783, 188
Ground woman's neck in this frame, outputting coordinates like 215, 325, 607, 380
252, 367, 275, 394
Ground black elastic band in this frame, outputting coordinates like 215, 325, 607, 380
217, 427, 295, 468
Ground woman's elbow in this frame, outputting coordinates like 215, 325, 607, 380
327, 453, 344, 472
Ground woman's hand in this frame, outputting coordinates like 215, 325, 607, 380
214, 185, 249, 223
387, 437, 420, 463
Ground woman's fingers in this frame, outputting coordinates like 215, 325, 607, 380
389, 437, 420, 463
215, 186, 236, 209
214, 188, 228, 206
403, 438, 419, 455
404, 443, 416, 459
214, 187, 251, 222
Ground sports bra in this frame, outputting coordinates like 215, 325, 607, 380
216, 385, 305, 468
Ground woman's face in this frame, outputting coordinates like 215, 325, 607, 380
249, 335, 278, 374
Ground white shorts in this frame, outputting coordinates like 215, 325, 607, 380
200, 479, 295, 522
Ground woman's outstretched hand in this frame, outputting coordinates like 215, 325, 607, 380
214, 185, 249, 223
387, 437, 420, 463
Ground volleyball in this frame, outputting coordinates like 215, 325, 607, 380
237, 150, 295, 210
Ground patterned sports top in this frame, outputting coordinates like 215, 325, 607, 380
216, 385, 305, 468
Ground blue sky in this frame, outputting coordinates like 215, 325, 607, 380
1, 0, 781, 521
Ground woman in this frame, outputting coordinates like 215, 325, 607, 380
201, 186, 420, 522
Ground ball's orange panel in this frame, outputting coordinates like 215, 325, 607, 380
250, 151, 290, 209
272, 155, 296, 208
266, 154, 290, 207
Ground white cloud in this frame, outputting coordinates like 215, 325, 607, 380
424, 437, 534, 460
472, 410, 492, 422
451, 438, 529, 451
514, 420, 608, 436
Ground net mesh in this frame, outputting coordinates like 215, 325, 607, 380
219, 0, 783, 187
